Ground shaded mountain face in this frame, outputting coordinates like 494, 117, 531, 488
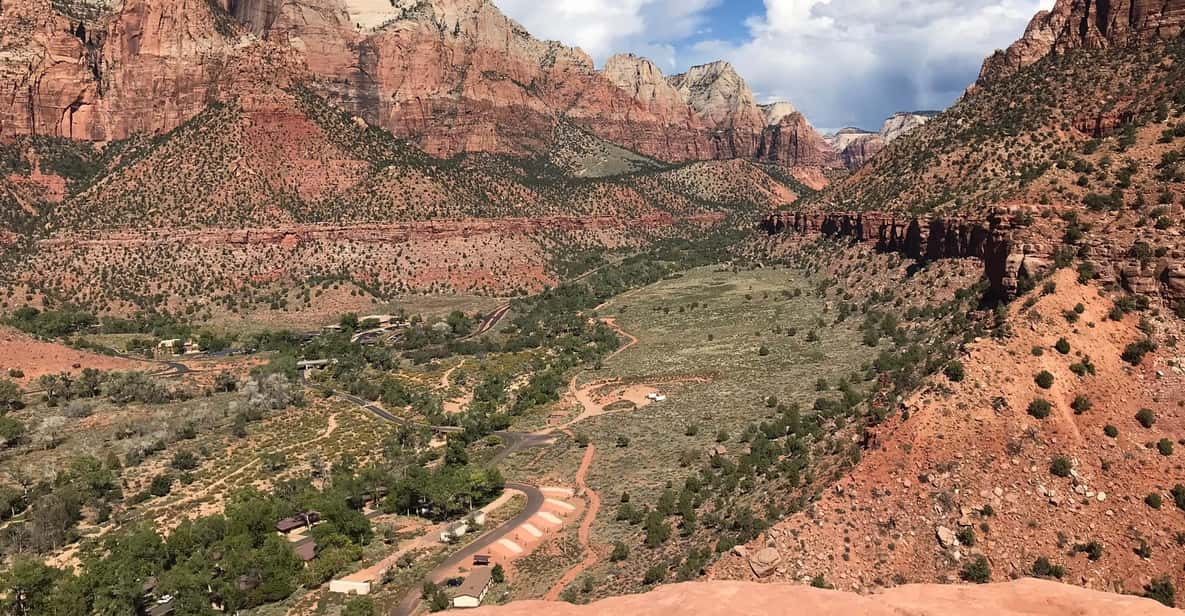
0, 0, 839, 169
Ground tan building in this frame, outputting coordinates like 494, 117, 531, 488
452, 568, 493, 609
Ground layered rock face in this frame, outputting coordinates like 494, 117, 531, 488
0, 0, 300, 141
761, 210, 1184, 307
0, 0, 841, 168
977, 0, 1185, 85
825, 128, 884, 168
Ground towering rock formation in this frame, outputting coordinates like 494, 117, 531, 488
977, 0, 1185, 86
822, 112, 936, 170
880, 111, 935, 143
668, 61, 765, 130
0, 0, 841, 169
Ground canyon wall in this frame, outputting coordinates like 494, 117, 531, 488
0, 0, 841, 168
761, 211, 1185, 306
977, 0, 1185, 86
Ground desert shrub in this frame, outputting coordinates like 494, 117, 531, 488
1073, 541, 1103, 561
1027, 399, 1052, 419
1054, 338, 1071, 354
1121, 339, 1157, 365
1070, 395, 1092, 414
1136, 408, 1156, 428
944, 361, 965, 383
1144, 577, 1176, 608
343, 597, 375, 616
610, 541, 629, 562
1069, 358, 1096, 376
1050, 456, 1072, 477
1031, 557, 1064, 579
0, 379, 22, 412
171, 450, 200, 471
1104, 424, 1118, 438
956, 527, 976, 547
1158, 438, 1174, 456
960, 555, 991, 583
214, 371, 238, 393
1146, 493, 1163, 509
149, 474, 173, 497
1034, 371, 1055, 389
1174, 485, 1185, 511
63, 400, 94, 418
643, 564, 666, 585
0, 416, 24, 447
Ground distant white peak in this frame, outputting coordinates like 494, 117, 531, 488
880, 111, 936, 143
825, 127, 880, 150
759, 101, 798, 126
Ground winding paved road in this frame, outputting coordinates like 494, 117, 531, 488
331, 390, 553, 616
464, 303, 511, 340
391, 481, 544, 616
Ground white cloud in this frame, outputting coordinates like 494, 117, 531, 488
693, 0, 1057, 130
497, 0, 1057, 129
496, 0, 719, 68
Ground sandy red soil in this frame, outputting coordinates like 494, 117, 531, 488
0, 325, 151, 386
472, 579, 1176, 615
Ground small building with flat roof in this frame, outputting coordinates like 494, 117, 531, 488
451, 567, 493, 609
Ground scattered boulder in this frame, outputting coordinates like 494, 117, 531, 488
937, 526, 960, 549
749, 547, 782, 578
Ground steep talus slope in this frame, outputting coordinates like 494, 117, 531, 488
713, 268, 1185, 597
734, 0, 1185, 602
824, 0, 1185, 214
467, 580, 1175, 616
1, 86, 799, 313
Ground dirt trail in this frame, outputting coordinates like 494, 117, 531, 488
550, 318, 647, 430
600, 318, 637, 361
440, 360, 466, 390
544, 443, 602, 600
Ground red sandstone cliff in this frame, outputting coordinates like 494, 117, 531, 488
977, 0, 1185, 86
0, 0, 840, 168
761, 210, 1185, 309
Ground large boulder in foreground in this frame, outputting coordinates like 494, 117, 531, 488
469, 580, 1176, 615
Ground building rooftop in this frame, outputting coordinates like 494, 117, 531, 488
455, 567, 493, 599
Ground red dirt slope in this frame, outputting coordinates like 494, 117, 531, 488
713, 268, 1184, 597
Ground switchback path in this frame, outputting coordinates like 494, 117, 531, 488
543, 443, 602, 600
